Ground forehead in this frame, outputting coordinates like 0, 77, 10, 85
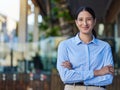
77, 10, 92, 17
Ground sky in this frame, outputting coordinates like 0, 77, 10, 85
0, 0, 20, 21
0, 0, 42, 24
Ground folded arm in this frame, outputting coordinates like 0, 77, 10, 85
61, 61, 114, 85
57, 62, 95, 83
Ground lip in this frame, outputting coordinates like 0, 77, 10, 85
82, 27, 89, 30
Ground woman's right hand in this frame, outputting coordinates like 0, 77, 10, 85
61, 61, 72, 70
94, 65, 114, 76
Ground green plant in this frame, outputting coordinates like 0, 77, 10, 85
39, 0, 73, 38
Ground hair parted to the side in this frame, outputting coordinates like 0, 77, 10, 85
75, 6, 97, 38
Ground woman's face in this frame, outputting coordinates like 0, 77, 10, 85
75, 10, 96, 35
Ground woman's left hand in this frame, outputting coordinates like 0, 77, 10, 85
61, 61, 72, 70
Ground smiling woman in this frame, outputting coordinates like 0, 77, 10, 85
0, 0, 20, 21
57, 6, 114, 90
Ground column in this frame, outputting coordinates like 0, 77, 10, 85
18, 0, 28, 43
33, 6, 39, 42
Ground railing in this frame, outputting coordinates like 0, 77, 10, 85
0, 73, 50, 90
0, 73, 119, 90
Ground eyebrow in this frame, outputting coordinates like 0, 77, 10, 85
77, 17, 93, 19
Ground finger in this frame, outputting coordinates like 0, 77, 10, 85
64, 62, 72, 69
109, 68, 114, 75
110, 71, 114, 75
65, 61, 71, 66
61, 62, 65, 66
109, 67, 114, 71
61, 62, 67, 66
61, 61, 68, 65
61, 62, 70, 68
66, 62, 71, 66
110, 68, 114, 73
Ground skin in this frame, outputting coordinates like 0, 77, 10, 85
61, 10, 114, 76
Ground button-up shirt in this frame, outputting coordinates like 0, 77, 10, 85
57, 33, 114, 86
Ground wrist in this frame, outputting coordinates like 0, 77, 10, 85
94, 70, 101, 76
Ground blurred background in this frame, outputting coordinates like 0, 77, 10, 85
0, 0, 120, 90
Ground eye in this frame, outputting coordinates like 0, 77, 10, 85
77, 18, 83, 22
87, 18, 93, 21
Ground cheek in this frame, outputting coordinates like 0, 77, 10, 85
88, 22, 95, 28
75, 22, 80, 28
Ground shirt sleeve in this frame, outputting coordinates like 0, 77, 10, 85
85, 43, 114, 86
84, 74, 113, 86
57, 41, 94, 83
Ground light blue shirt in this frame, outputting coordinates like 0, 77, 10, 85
57, 33, 114, 86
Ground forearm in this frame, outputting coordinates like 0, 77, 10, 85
94, 70, 102, 76
94, 65, 114, 76
57, 66, 94, 83
85, 74, 113, 86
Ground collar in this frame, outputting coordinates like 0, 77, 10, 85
74, 32, 98, 45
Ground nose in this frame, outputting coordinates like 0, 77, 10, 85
83, 20, 87, 25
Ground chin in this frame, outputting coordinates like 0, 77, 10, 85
82, 32, 91, 35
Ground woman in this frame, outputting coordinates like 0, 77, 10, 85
57, 6, 114, 90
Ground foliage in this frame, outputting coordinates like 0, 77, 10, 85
39, 16, 61, 38
46, 26, 61, 37
38, 0, 73, 38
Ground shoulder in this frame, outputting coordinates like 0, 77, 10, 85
96, 39, 111, 48
58, 37, 74, 47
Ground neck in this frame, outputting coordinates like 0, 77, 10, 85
79, 33, 93, 44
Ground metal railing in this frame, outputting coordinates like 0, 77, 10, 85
0, 73, 119, 90
0, 73, 50, 90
